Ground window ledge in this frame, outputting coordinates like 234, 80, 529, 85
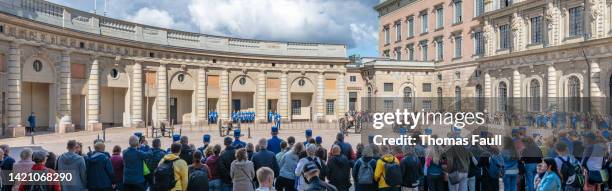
406, 36, 414, 40
420, 32, 429, 36
452, 21, 463, 26
452, 56, 462, 61
395, 39, 402, 43
435, 27, 444, 31
384, 43, 390, 47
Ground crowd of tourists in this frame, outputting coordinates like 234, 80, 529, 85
2, 125, 612, 191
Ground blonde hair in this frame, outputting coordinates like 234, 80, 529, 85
256, 167, 274, 184
235, 148, 248, 161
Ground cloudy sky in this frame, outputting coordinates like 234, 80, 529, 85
48, 0, 380, 57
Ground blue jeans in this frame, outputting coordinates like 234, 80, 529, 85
221, 183, 232, 191
524, 163, 537, 191
503, 174, 518, 191
209, 179, 222, 191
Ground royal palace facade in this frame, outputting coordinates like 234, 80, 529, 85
370, 0, 612, 118
0, 0, 354, 137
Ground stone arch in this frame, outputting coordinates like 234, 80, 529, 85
231, 74, 256, 92
523, 75, 544, 111
560, 73, 584, 112
22, 55, 56, 83
170, 71, 196, 91
495, 78, 511, 112
289, 76, 315, 92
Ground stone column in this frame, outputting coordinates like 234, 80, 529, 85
86, 57, 102, 131
6, 42, 24, 137
58, 50, 74, 133
316, 72, 324, 121
589, 0, 605, 39
590, 60, 603, 112
131, 62, 144, 128
547, 64, 558, 109
545, 2, 561, 46
279, 71, 289, 122
336, 72, 347, 117
256, 70, 267, 122
157, 64, 168, 125
512, 68, 521, 112
196, 67, 207, 124
219, 68, 230, 121
484, 70, 491, 112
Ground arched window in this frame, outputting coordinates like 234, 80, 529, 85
403, 87, 413, 111
367, 86, 372, 111
498, 82, 508, 112
437, 87, 443, 111
568, 76, 580, 112
455, 86, 461, 111
530, 79, 540, 111
475, 84, 484, 111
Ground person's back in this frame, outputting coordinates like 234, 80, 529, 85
188, 165, 209, 191
326, 154, 352, 190
373, 154, 400, 189
230, 148, 255, 191
400, 154, 421, 189
110, 149, 123, 189
217, 146, 236, 185
251, 148, 279, 176
57, 146, 87, 191
146, 147, 166, 173
122, 136, 152, 190
157, 143, 188, 191
86, 151, 114, 190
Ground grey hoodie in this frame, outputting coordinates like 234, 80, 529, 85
230, 160, 255, 191
57, 152, 87, 191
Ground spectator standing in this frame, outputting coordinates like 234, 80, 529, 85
86, 142, 115, 191
400, 145, 421, 191
122, 135, 152, 191
57, 140, 87, 191
374, 145, 401, 191
157, 143, 189, 191
179, 136, 194, 165
18, 151, 60, 191
334, 133, 354, 161
218, 137, 237, 191
187, 151, 209, 191
230, 148, 255, 191
522, 137, 543, 191
537, 158, 562, 191
267, 127, 283, 154
110, 146, 123, 191
501, 137, 520, 191
12, 148, 34, 191
206, 145, 222, 191
296, 144, 326, 191
277, 143, 304, 191
325, 145, 352, 191
0, 145, 15, 191
255, 167, 275, 191
145, 138, 166, 190
251, 138, 279, 180
44, 152, 57, 171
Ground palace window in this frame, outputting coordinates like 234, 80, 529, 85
421, 13, 429, 33
454, 35, 462, 58
384, 83, 394, 92
531, 16, 543, 44
423, 83, 432, 92
569, 7, 583, 37
475, 84, 484, 111
474, 31, 485, 55
291, 100, 301, 115
475, 0, 484, 16
455, 86, 461, 111
436, 39, 444, 61
407, 44, 415, 61
499, 24, 510, 49
498, 82, 508, 112
395, 47, 402, 60
395, 22, 402, 41
436, 7, 444, 29
568, 76, 581, 112
422, 100, 432, 111
349, 76, 357, 82
384, 26, 390, 44
437, 87, 443, 111
420, 40, 429, 61
403, 87, 413, 111
407, 17, 414, 37
530, 79, 541, 111
326, 99, 335, 115
454, 0, 462, 23
384, 100, 394, 112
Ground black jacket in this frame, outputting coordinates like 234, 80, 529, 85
217, 146, 236, 184
304, 176, 338, 191
325, 155, 352, 190
251, 149, 280, 177
400, 155, 421, 187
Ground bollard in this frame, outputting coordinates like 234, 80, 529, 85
103, 127, 107, 142
30, 131, 34, 145
248, 126, 251, 139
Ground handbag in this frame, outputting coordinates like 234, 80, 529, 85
448, 171, 462, 185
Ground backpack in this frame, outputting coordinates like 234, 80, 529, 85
383, 160, 402, 187
154, 158, 178, 191
187, 167, 209, 191
356, 158, 374, 184
487, 155, 504, 178
307, 157, 326, 180
401, 156, 420, 187
559, 156, 584, 187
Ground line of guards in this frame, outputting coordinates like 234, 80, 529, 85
207, 111, 282, 125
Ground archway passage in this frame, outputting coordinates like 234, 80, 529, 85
290, 92, 313, 121
170, 90, 194, 125
22, 82, 51, 131
100, 87, 127, 127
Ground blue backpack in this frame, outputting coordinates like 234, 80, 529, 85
487, 155, 504, 178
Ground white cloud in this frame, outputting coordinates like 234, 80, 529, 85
126, 8, 175, 28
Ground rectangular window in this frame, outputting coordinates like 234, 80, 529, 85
383, 50, 390, 58
531, 16, 543, 44
455, 71, 461, 79
454, 1, 462, 23
407, 17, 414, 37
384, 100, 394, 112
395, 48, 402, 60
474, 31, 485, 55
421, 13, 429, 33
349, 75, 357, 82
500, 0, 512, 8
569, 7, 583, 37
422, 100, 432, 111
454, 35, 462, 58
475, 0, 484, 16
326, 99, 335, 115
436, 8, 444, 29
421, 42, 428, 61
395, 22, 402, 41
291, 100, 301, 115
437, 74, 443, 80
499, 24, 510, 49
384, 83, 394, 92
423, 83, 432, 92
436, 40, 444, 61
384, 27, 390, 44
407, 45, 415, 61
